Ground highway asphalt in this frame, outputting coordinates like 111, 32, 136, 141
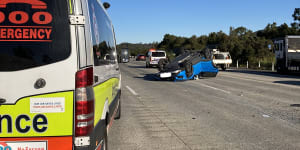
108, 60, 300, 150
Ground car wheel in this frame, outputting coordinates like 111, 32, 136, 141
184, 61, 193, 78
212, 62, 217, 68
114, 99, 121, 120
158, 60, 164, 71
221, 65, 226, 71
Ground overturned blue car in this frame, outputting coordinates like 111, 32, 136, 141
157, 49, 218, 81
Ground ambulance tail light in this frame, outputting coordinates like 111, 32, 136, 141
75, 67, 95, 137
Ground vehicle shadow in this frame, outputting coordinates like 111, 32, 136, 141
225, 69, 300, 79
134, 74, 171, 82
127, 65, 146, 69
273, 81, 300, 86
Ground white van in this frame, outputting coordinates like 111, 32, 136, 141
0, 0, 120, 150
146, 50, 167, 68
212, 50, 232, 71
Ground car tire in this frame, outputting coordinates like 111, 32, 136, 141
212, 62, 217, 68
114, 99, 121, 120
221, 65, 226, 71
158, 59, 168, 71
184, 61, 193, 78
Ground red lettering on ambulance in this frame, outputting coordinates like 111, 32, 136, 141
30, 29, 37, 39
32, 12, 52, 25
45, 29, 51, 39
7, 28, 14, 38
0, 0, 53, 42
0, 11, 4, 23
15, 28, 22, 38
37, 29, 44, 39
0, 0, 47, 9
22, 28, 29, 38
0, 28, 6, 37
9, 11, 28, 24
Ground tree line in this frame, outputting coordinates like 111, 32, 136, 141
118, 8, 300, 64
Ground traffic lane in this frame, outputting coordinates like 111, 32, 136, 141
109, 61, 300, 149
129, 60, 300, 86
128, 60, 300, 108
125, 61, 300, 136
115, 61, 300, 149
109, 63, 190, 150
192, 72, 300, 125
108, 85, 190, 150
222, 69, 300, 89
225, 69, 300, 82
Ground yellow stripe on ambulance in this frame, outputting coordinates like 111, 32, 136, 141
0, 91, 73, 137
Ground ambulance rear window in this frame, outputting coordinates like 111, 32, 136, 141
0, 0, 71, 71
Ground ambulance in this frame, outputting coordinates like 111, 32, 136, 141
0, 0, 121, 150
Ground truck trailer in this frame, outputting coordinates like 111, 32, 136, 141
120, 48, 130, 63
274, 35, 300, 73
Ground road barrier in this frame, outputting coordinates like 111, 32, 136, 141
232, 60, 276, 71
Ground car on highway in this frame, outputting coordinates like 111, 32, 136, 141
136, 54, 146, 61
0, 1, 121, 150
146, 50, 167, 68
158, 49, 218, 81
120, 48, 130, 63
212, 50, 232, 71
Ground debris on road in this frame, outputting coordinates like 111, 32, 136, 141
290, 104, 300, 107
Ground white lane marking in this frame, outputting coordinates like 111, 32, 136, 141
126, 86, 138, 96
200, 83, 231, 94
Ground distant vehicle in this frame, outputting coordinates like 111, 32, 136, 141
136, 54, 146, 61
274, 35, 300, 73
146, 50, 167, 68
212, 49, 232, 71
157, 49, 218, 81
120, 48, 130, 63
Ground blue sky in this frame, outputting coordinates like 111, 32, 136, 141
105, 0, 299, 44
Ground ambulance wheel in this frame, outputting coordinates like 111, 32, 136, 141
115, 99, 121, 120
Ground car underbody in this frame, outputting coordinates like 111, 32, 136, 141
157, 49, 218, 81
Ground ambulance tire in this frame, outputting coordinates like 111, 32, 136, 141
115, 99, 121, 120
